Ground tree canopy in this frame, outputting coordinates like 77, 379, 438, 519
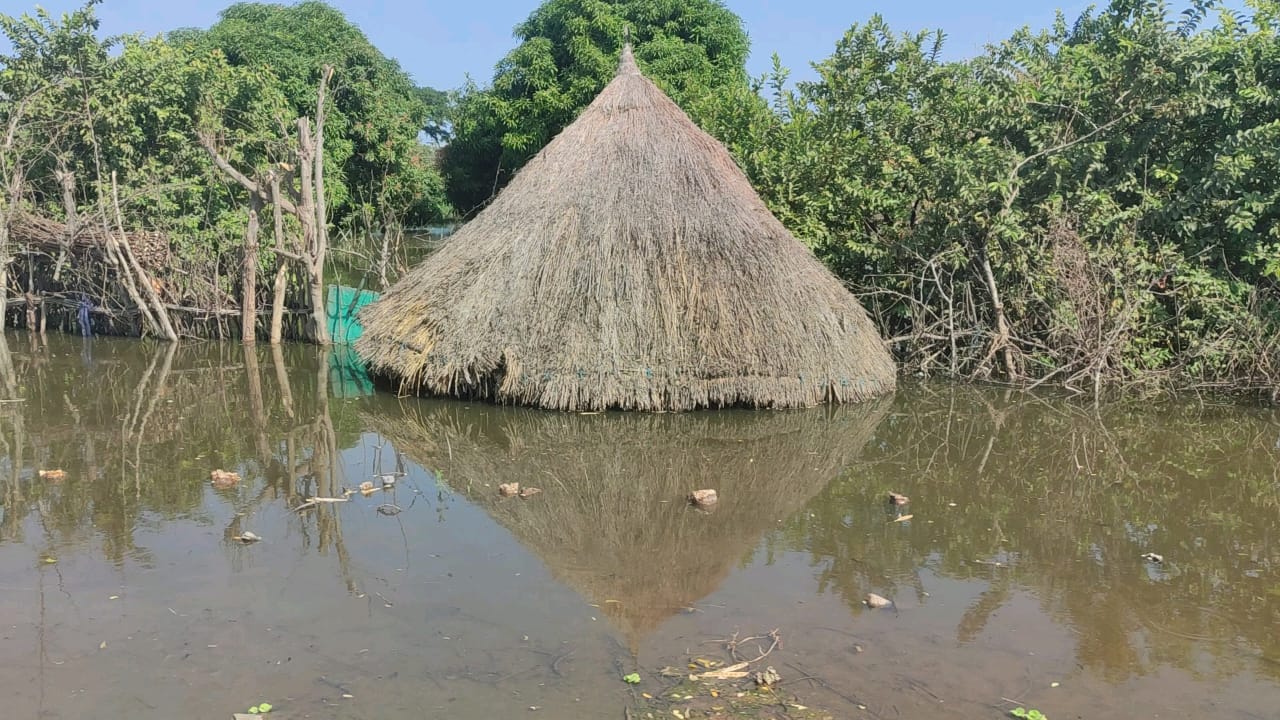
439, 0, 752, 213
184, 1, 450, 225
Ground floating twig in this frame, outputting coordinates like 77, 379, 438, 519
707, 628, 782, 664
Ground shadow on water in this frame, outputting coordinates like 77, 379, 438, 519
0, 333, 1275, 719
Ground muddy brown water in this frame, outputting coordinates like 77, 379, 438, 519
0, 334, 1276, 719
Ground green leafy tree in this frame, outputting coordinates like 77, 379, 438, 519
416, 85, 451, 143
440, 0, 752, 213
188, 1, 450, 225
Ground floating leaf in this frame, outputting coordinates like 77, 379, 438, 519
623, 672, 641, 684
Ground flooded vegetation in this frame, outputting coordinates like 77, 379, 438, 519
0, 333, 1277, 719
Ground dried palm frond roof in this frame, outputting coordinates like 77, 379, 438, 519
364, 396, 891, 650
356, 45, 895, 411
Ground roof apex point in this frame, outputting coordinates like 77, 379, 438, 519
618, 43, 640, 76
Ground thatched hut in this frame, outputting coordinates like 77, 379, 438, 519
356, 46, 895, 411
364, 397, 891, 649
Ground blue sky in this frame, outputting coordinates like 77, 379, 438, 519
10, 0, 1097, 89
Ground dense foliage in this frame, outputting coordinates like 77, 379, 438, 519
730, 0, 1280, 395
439, 0, 753, 213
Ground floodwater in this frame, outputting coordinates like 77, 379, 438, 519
0, 334, 1276, 720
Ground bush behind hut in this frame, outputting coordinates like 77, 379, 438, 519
723, 1, 1280, 398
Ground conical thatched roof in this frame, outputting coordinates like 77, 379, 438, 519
363, 397, 891, 650
356, 46, 896, 411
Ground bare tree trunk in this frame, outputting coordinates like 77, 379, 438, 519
101, 214, 159, 337
111, 172, 178, 342
307, 263, 328, 345
977, 243, 1016, 378
375, 221, 402, 290
312, 66, 332, 275
269, 175, 288, 344
297, 116, 331, 345
242, 192, 262, 343
0, 207, 9, 306
0, 164, 24, 317
52, 163, 77, 282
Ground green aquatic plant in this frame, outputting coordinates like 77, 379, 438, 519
1010, 708, 1046, 720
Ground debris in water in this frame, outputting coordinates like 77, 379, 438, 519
1141, 552, 1164, 564
519, 487, 543, 499
210, 469, 241, 489
691, 662, 749, 681
865, 593, 893, 609
232, 531, 261, 544
359, 480, 376, 496
892, 514, 914, 523
499, 482, 521, 497
753, 666, 781, 687
888, 492, 910, 505
378, 473, 397, 488
689, 489, 718, 508
39, 469, 67, 482
376, 504, 402, 516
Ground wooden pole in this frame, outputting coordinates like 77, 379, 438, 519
242, 191, 262, 343
269, 174, 288, 344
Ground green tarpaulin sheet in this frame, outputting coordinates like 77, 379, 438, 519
326, 284, 379, 345
325, 284, 377, 397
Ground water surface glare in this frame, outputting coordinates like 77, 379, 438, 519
0, 334, 1276, 719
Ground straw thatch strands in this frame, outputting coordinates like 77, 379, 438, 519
364, 397, 890, 649
356, 46, 895, 411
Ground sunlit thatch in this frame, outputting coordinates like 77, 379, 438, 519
365, 398, 891, 648
356, 46, 895, 411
